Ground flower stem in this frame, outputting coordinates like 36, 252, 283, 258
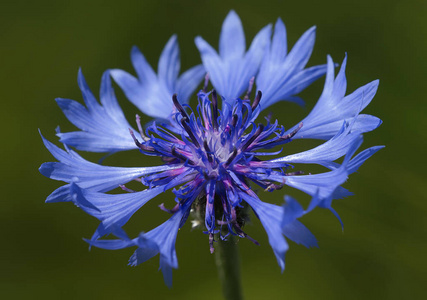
215, 236, 244, 300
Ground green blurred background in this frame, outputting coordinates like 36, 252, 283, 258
1, 0, 426, 299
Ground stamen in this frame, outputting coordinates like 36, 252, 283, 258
231, 114, 238, 128
171, 146, 193, 164
251, 90, 262, 110
241, 124, 264, 152
264, 183, 284, 192
217, 219, 232, 225
203, 73, 210, 93
129, 128, 154, 151
241, 233, 259, 246
159, 203, 180, 214
129, 128, 141, 147
285, 171, 304, 176
203, 139, 213, 163
180, 118, 201, 148
119, 184, 136, 193
265, 111, 273, 122
224, 147, 238, 167
209, 233, 215, 254
161, 156, 176, 163
135, 114, 149, 141
212, 90, 219, 130
233, 223, 259, 245
244, 77, 255, 100
172, 94, 189, 121
280, 122, 303, 141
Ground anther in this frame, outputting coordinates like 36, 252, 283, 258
180, 118, 201, 148
203, 73, 210, 93
285, 171, 304, 176
129, 128, 154, 151
209, 233, 215, 254
135, 114, 149, 141
172, 94, 189, 121
203, 139, 213, 163
171, 146, 192, 164
244, 77, 255, 100
202, 171, 210, 180
251, 90, 262, 110
225, 147, 238, 167
212, 90, 219, 130
159, 203, 180, 214
231, 114, 238, 128
233, 223, 260, 245
242, 232, 260, 246
129, 128, 141, 147
161, 156, 176, 163
241, 124, 264, 152
264, 183, 284, 192
119, 184, 136, 193
280, 122, 303, 141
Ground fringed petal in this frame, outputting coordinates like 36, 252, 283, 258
56, 70, 141, 152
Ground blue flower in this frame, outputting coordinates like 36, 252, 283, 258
195, 11, 328, 107
111, 35, 205, 120
40, 11, 383, 287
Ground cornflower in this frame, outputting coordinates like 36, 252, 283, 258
40, 11, 383, 287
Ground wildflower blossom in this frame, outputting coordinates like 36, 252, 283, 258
40, 11, 383, 287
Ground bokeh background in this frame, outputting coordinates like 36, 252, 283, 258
1, 0, 426, 299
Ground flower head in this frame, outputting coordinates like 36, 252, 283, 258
40, 11, 383, 287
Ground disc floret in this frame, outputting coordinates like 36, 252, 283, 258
129, 89, 301, 252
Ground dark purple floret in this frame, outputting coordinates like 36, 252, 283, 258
128, 88, 301, 251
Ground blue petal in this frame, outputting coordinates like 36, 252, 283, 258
271, 121, 362, 165
280, 64, 328, 98
296, 114, 382, 140
305, 137, 364, 219
234, 24, 272, 100
70, 183, 164, 238
86, 237, 137, 250
219, 10, 245, 60
135, 199, 194, 287
279, 26, 316, 81
270, 18, 287, 62
316, 144, 384, 175
176, 65, 205, 102
128, 234, 159, 266
267, 137, 363, 201
331, 186, 353, 199
84, 194, 194, 288
282, 195, 304, 225
281, 196, 318, 248
111, 68, 172, 119
195, 11, 272, 101
347, 145, 385, 174
282, 220, 318, 248
158, 35, 180, 92
112, 38, 204, 119
283, 166, 349, 200
239, 192, 289, 271
257, 23, 327, 109
131, 45, 157, 83
56, 70, 141, 152
39, 132, 182, 198
287, 55, 381, 140
46, 184, 72, 203
194, 37, 225, 96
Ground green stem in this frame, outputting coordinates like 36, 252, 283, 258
215, 236, 244, 300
